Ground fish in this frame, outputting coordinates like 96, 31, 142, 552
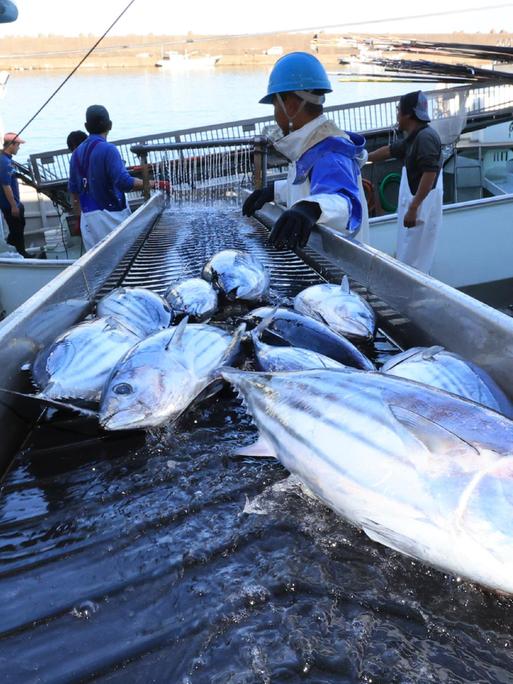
96, 287, 173, 337
245, 306, 374, 370
202, 249, 270, 302
100, 319, 245, 431
31, 317, 141, 402
294, 276, 376, 341
165, 278, 218, 321
221, 367, 513, 595
382, 346, 513, 419
251, 331, 345, 372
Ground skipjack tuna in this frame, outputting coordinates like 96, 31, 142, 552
223, 367, 513, 595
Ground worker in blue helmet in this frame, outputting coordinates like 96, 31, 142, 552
243, 51, 369, 249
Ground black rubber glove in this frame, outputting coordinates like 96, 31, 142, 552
268, 201, 321, 250
242, 184, 275, 217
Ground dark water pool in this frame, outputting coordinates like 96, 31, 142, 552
0, 392, 512, 684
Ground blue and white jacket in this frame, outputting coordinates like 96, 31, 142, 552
272, 115, 369, 240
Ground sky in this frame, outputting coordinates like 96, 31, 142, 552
1, 0, 513, 37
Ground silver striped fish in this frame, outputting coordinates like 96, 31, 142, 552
202, 249, 270, 302
97, 287, 173, 337
294, 276, 376, 341
222, 367, 513, 595
100, 320, 244, 430
165, 278, 218, 321
32, 317, 141, 402
251, 331, 345, 372
382, 346, 513, 418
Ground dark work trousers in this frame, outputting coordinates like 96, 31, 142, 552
1, 202, 27, 256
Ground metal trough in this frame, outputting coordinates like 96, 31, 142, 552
0, 189, 512, 475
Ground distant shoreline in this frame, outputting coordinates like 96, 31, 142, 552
0, 31, 510, 71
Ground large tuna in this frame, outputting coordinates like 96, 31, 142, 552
202, 249, 270, 302
100, 320, 244, 430
382, 346, 513, 418
222, 367, 513, 595
32, 317, 141, 402
96, 287, 173, 337
294, 276, 376, 341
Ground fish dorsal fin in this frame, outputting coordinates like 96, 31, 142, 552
165, 316, 189, 350
421, 345, 445, 361
0, 387, 98, 417
253, 306, 280, 340
389, 403, 479, 457
340, 275, 350, 294
381, 347, 423, 372
219, 323, 247, 367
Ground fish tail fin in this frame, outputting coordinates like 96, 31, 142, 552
253, 306, 280, 341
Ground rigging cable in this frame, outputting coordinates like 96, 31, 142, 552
15, 0, 137, 139
2, 3, 511, 60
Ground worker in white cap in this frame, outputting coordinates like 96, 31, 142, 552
0, 131, 30, 257
368, 90, 443, 273
243, 52, 369, 249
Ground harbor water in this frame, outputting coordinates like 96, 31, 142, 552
2, 67, 432, 158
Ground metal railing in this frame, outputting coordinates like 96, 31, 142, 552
130, 136, 271, 198
27, 81, 513, 189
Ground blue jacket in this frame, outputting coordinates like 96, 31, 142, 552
68, 135, 135, 213
0, 152, 19, 210
294, 132, 365, 232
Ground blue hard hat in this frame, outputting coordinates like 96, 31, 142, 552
0, 1, 18, 23
260, 52, 332, 104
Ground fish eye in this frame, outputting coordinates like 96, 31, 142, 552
113, 383, 133, 395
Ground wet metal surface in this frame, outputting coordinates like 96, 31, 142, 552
1, 201, 512, 682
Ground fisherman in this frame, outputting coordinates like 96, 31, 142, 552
68, 105, 153, 251
367, 90, 443, 273
243, 52, 369, 249
66, 129, 87, 152
0, 132, 31, 258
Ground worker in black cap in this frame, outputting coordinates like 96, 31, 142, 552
68, 105, 153, 250
368, 90, 443, 273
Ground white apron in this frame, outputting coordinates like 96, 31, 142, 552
80, 207, 131, 251
396, 167, 443, 273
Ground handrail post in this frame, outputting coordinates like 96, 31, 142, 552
252, 135, 268, 190
141, 152, 150, 200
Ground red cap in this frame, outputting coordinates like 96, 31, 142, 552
4, 132, 25, 145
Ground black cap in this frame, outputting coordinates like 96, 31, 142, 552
85, 104, 112, 134
66, 130, 88, 152
399, 91, 430, 122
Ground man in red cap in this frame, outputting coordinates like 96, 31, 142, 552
0, 131, 30, 257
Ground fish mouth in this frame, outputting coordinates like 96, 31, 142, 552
100, 409, 151, 431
